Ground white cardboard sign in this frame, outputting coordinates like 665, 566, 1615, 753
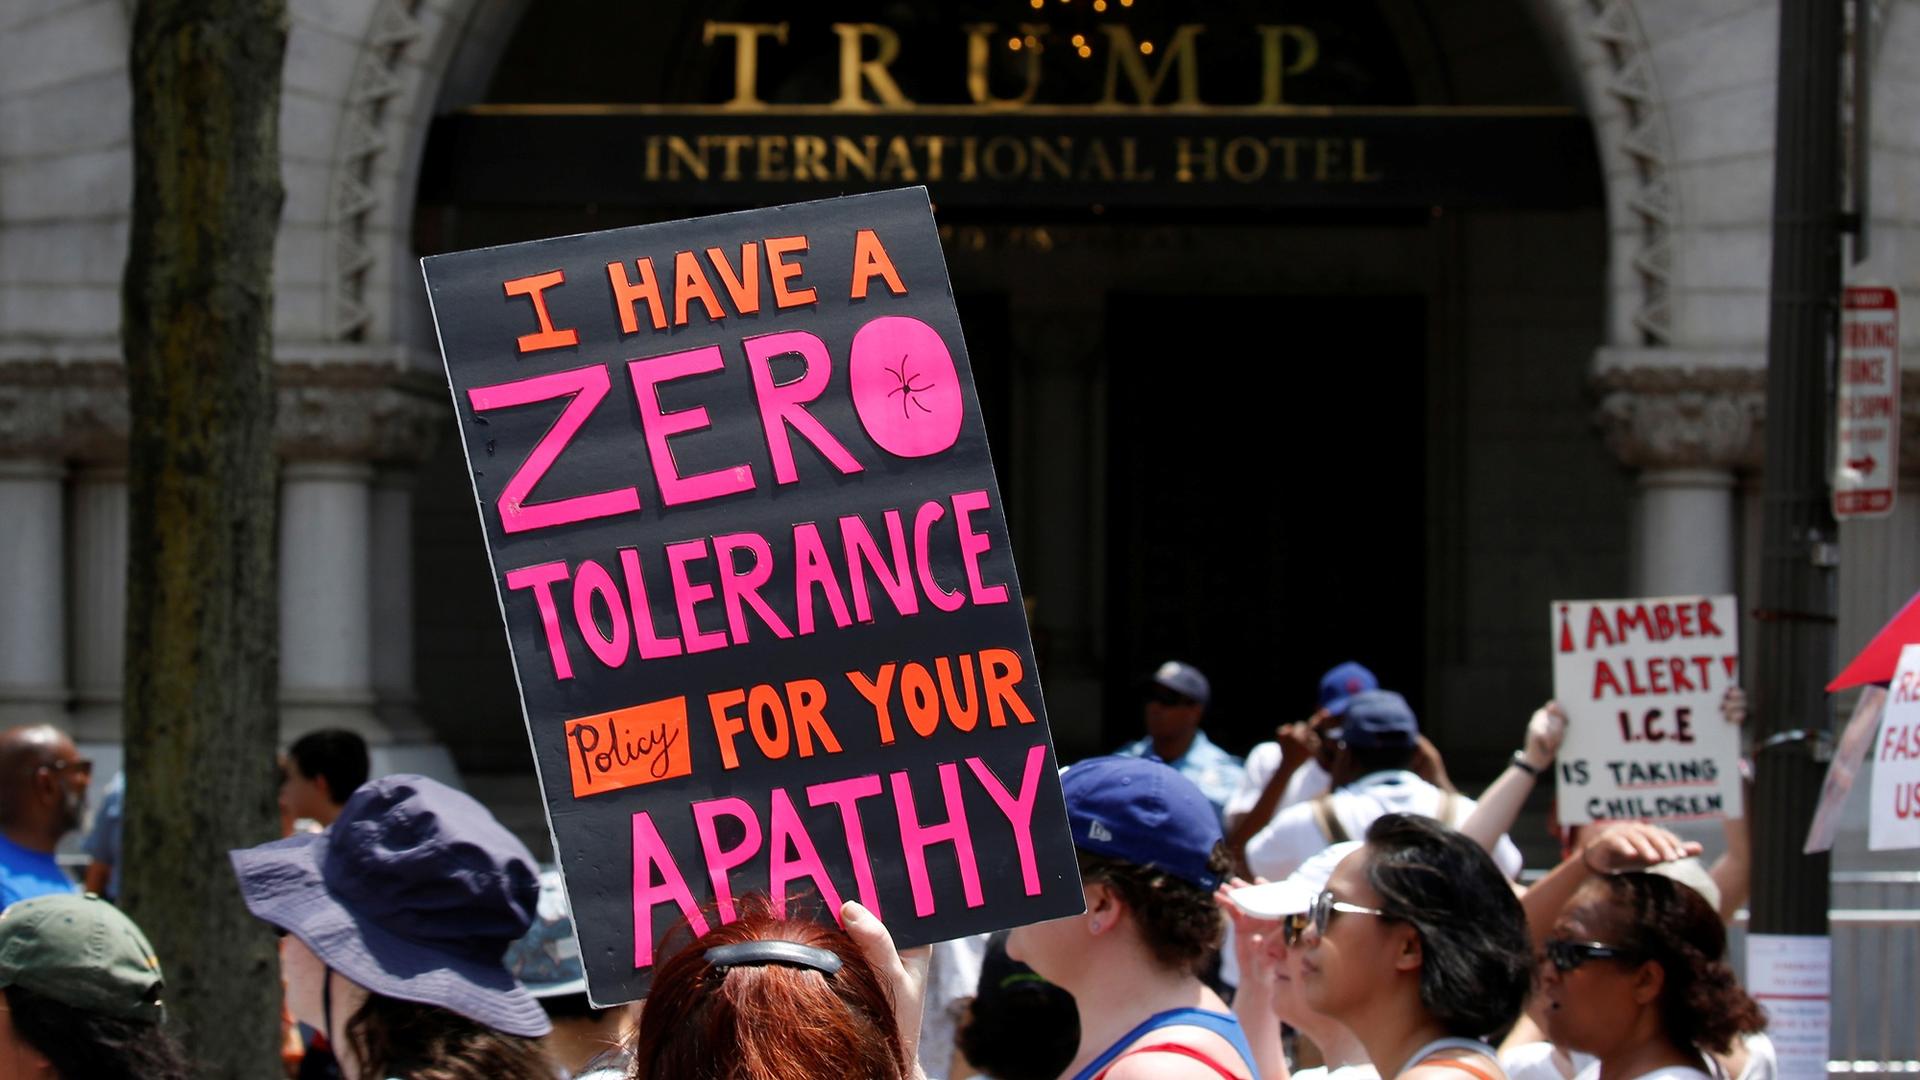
1747, 934, 1830, 1080
1834, 284, 1899, 519
1550, 595, 1743, 825
1868, 643, 1920, 850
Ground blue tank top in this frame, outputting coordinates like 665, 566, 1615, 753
1068, 1007, 1262, 1080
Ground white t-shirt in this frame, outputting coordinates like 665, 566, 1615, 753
1294, 1064, 1382, 1080
1243, 770, 1524, 882
1501, 1042, 1594, 1080
1223, 744, 1331, 828
1572, 1065, 1713, 1080
1547, 1032, 1772, 1080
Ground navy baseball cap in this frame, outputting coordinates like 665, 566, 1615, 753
1061, 756, 1223, 890
230, 775, 551, 1037
1329, 690, 1420, 750
1148, 660, 1211, 706
1318, 661, 1379, 716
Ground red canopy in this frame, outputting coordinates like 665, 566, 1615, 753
1828, 589, 1920, 691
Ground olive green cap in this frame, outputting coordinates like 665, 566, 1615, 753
0, 893, 166, 1023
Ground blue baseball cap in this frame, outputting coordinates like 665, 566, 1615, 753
1329, 690, 1419, 750
1061, 756, 1223, 890
1148, 660, 1211, 706
1318, 661, 1379, 716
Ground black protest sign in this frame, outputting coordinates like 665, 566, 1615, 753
422, 188, 1083, 1004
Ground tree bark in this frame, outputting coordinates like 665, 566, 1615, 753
121, 2, 287, 1076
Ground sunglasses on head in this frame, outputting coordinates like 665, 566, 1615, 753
1309, 889, 1393, 936
1543, 938, 1637, 972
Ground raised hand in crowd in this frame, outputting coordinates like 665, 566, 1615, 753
1458, 702, 1567, 855
1520, 820, 1702, 948
1216, 879, 1290, 1080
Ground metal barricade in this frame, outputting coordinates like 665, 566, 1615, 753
1727, 871, 1920, 1077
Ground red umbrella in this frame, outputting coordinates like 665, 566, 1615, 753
1828, 589, 1920, 691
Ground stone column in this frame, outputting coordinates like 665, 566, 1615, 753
69, 465, 128, 741
0, 461, 67, 727
279, 461, 380, 740
275, 358, 451, 779
1596, 358, 1763, 599
1633, 468, 1738, 596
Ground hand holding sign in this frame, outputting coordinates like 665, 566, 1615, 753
1550, 595, 1744, 825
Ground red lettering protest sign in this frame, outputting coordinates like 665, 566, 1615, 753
422, 188, 1082, 1004
1869, 643, 1920, 851
1550, 595, 1743, 825
1834, 285, 1899, 519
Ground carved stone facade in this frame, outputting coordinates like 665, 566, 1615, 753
1592, 364, 1765, 472
0, 358, 443, 467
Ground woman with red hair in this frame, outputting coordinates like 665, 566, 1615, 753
631, 896, 930, 1080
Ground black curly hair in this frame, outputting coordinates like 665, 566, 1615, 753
1076, 842, 1233, 974
3, 984, 194, 1079
1362, 813, 1534, 1039
1587, 871, 1767, 1053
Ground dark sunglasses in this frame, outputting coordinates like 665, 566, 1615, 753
1309, 889, 1393, 936
1280, 912, 1311, 947
1543, 938, 1638, 972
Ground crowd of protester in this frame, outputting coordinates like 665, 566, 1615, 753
0, 656, 1776, 1080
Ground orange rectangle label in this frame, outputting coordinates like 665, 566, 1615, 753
564, 696, 692, 798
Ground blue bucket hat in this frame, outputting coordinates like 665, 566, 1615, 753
1061, 756, 1223, 890
1318, 661, 1379, 716
229, 774, 550, 1037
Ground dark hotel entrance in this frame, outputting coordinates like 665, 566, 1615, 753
411, 0, 1630, 780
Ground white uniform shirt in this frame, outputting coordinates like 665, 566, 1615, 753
1243, 770, 1524, 881
1223, 744, 1332, 829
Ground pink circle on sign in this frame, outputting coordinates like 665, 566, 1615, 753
848, 315, 964, 458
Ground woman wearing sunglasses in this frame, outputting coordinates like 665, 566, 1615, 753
1223, 841, 1376, 1080
1298, 814, 1532, 1080
1536, 869, 1764, 1080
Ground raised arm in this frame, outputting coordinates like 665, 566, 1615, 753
1708, 686, 1753, 921
1217, 884, 1289, 1080
1520, 821, 1701, 947
1226, 718, 1321, 873
1458, 702, 1566, 853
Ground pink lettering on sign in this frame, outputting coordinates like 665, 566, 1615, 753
627, 346, 756, 507
467, 365, 642, 534
807, 774, 885, 913
743, 330, 866, 484
632, 811, 709, 968
848, 316, 965, 459
891, 763, 985, 918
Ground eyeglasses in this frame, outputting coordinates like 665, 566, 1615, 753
1543, 938, 1638, 972
1310, 889, 1393, 936
1280, 912, 1312, 947
39, 757, 92, 778
1146, 688, 1196, 707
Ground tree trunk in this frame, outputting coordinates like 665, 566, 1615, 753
121, 2, 288, 1076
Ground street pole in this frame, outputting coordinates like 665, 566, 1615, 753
1750, 0, 1841, 1073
